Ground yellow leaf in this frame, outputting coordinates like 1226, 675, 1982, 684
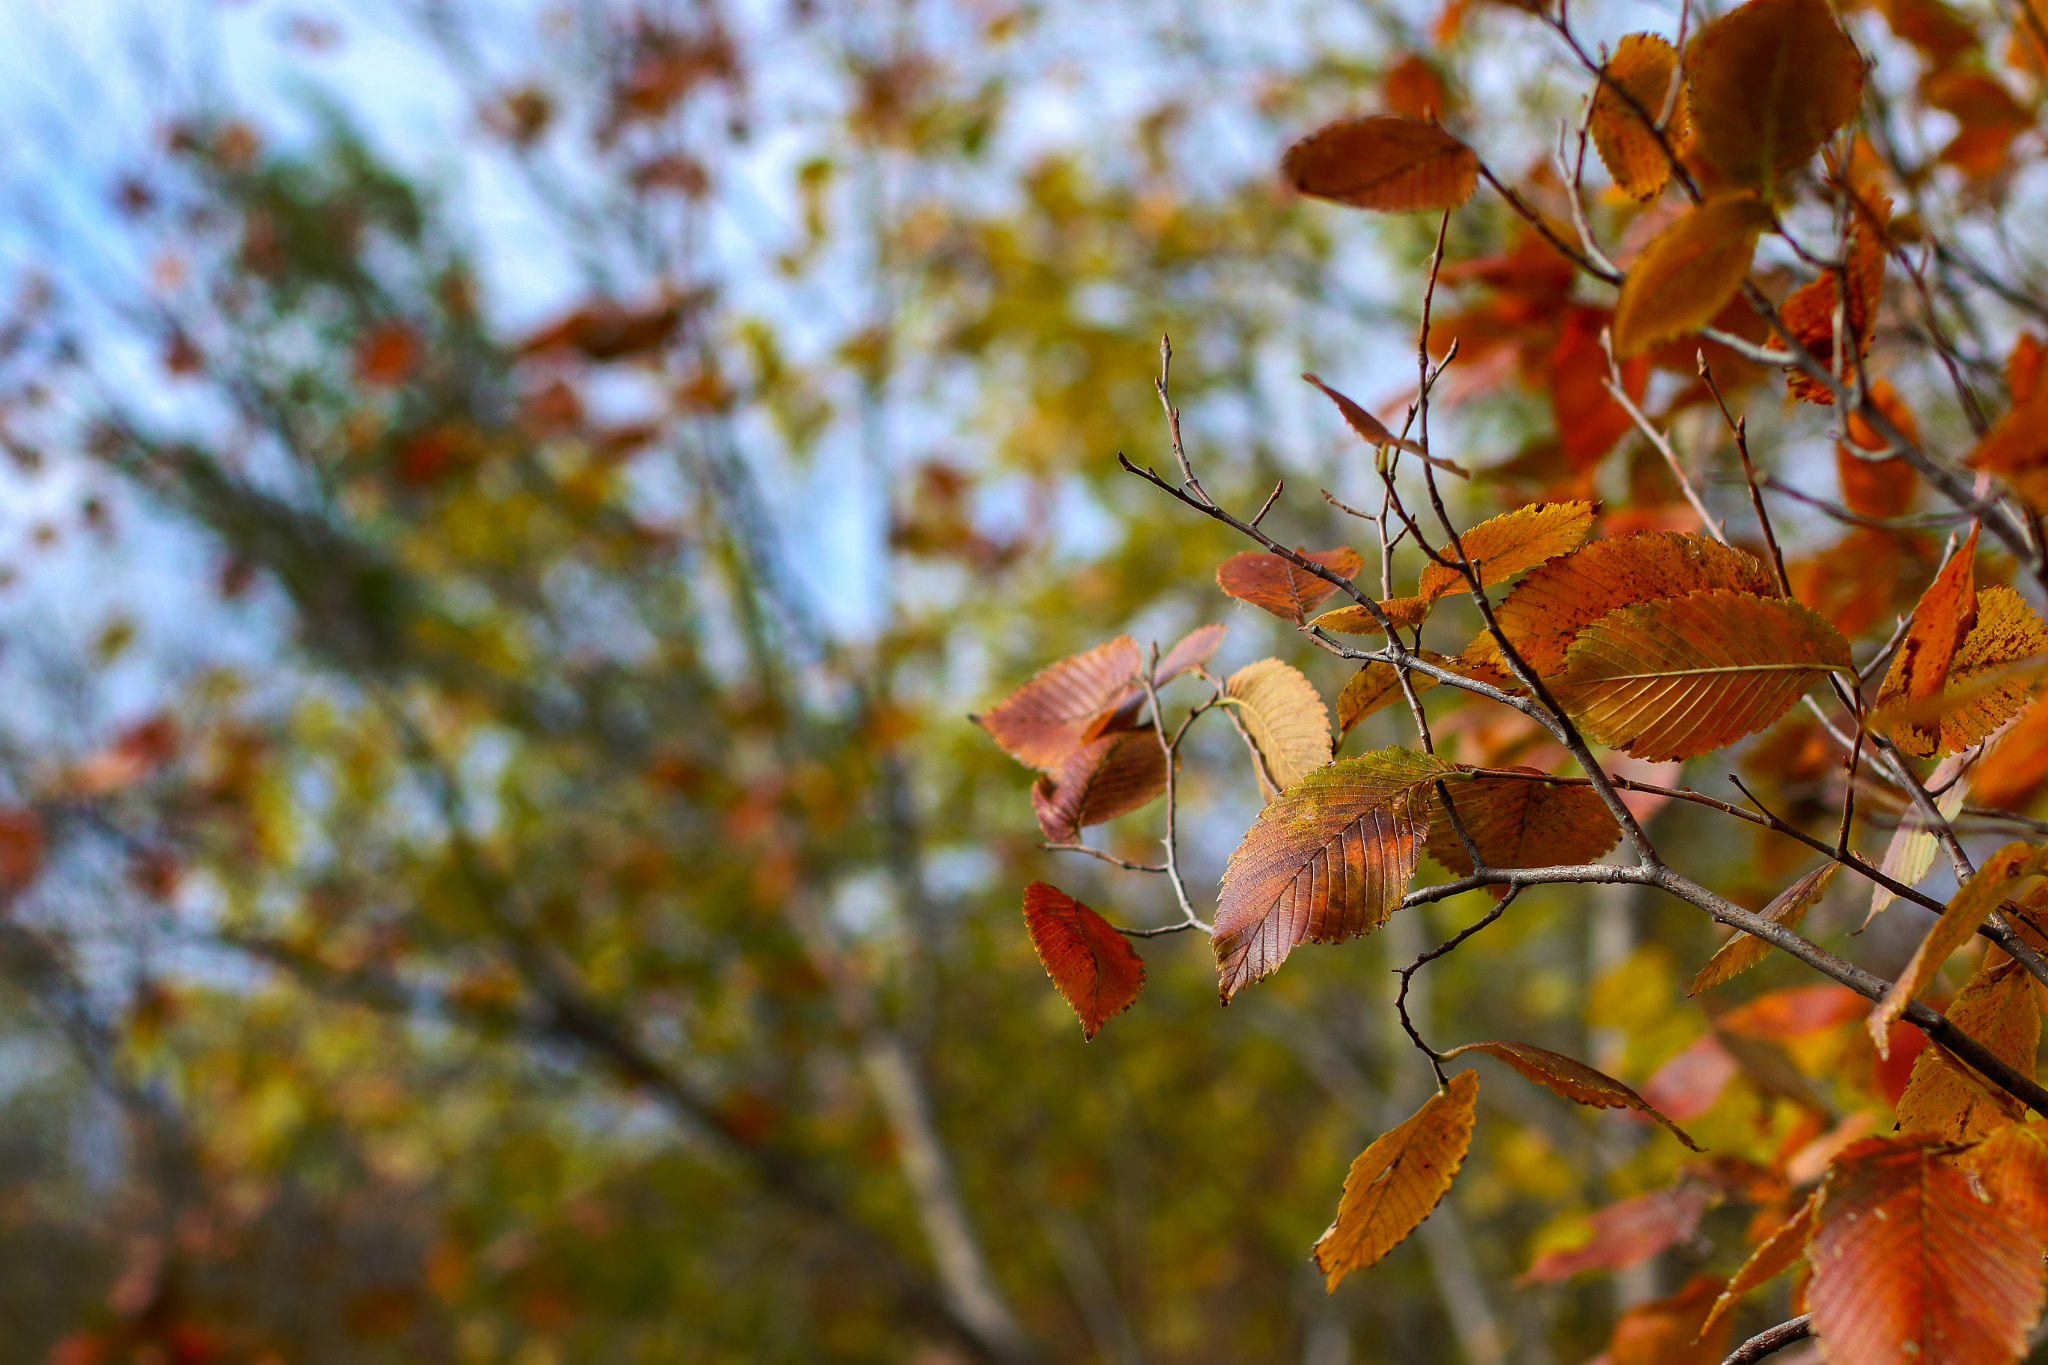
1225, 659, 1333, 793
1415, 501, 1597, 602
1613, 195, 1773, 358
1313, 1070, 1479, 1289
1689, 862, 1839, 995
1311, 596, 1433, 635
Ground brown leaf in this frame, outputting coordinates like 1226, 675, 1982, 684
1153, 623, 1229, 685
1303, 373, 1424, 455
1492, 531, 1776, 677
1895, 956, 2037, 1141
1686, 0, 1866, 188
1598, 1273, 1732, 1365
1281, 115, 1480, 212
1976, 694, 2048, 810
974, 635, 1143, 770
1213, 748, 1452, 1000
1424, 772, 1620, 877
1590, 34, 1688, 200
1808, 1136, 2044, 1365
1869, 841, 2048, 1054
516, 294, 698, 361
1383, 52, 1454, 121
1216, 547, 1363, 622
1313, 1070, 1479, 1289
1031, 729, 1169, 843
1415, 501, 1597, 602
1689, 863, 1840, 994
1876, 524, 1979, 755
1955, 1122, 2048, 1239
1613, 194, 1774, 358
1440, 1039, 1704, 1149
1225, 659, 1333, 794
0, 808, 43, 893
1700, 1189, 1820, 1338
1969, 345, 2048, 513
1554, 589, 1852, 761
1517, 1184, 1710, 1284
1021, 882, 1145, 1040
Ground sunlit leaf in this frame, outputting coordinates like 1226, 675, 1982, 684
1776, 195, 1891, 404
1414, 501, 1597, 602
1021, 882, 1145, 1040
1225, 658, 1333, 794
1875, 524, 1979, 756
1867, 751, 1971, 924
1281, 115, 1479, 212
1700, 1188, 1820, 1337
1613, 195, 1773, 358
1870, 841, 2048, 1053
975, 635, 1142, 770
1336, 657, 1442, 741
1895, 956, 2037, 1141
1686, 0, 1866, 188
1955, 1123, 2048, 1239
1689, 863, 1840, 994
1215, 547, 1363, 622
1554, 589, 1852, 761
1590, 34, 1688, 200
1311, 595, 1433, 635
1440, 1039, 1704, 1149
1312, 1070, 1479, 1289
1808, 1136, 2044, 1365
1875, 583, 2048, 758
1031, 728, 1168, 843
1213, 748, 1452, 999
1424, 771, 1620, 878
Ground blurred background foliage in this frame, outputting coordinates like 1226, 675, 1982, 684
0, 0, 2039, 1362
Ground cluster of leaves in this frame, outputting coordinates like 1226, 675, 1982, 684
981, 0, 2048, 1359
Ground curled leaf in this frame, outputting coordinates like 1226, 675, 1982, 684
1281, 115, 1480, 212
1869, 841, 2048, 1054
1875, 524, 1978, 756
1031, 728, 1169, 843
1313, 1070, 1479, 1290
1689, 862, 1839, 994
975, 635, 1142, 770
1021, 882, 1145, 1040
1225, 659, 1333, 794
1440, 1039, 1704, 1150
1875, 580, 2048, 758
1613, 194, 1773, 358
1303, 372, 1423, 455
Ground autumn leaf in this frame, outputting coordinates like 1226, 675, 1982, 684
1424, 771, 1620, 878
1869, 841, 2048, 1054
1517, 1183, 1710, 1284
1152, 622, 1229, 686
1875, 523, 1979, 756
1553, 589, 1853, 761
1969, 352, 2048, 513
975, 635, 1142, 770
1595, 1274, 1732, 1365
0, 808, 43, 893
1311, 595, 1433, 635
1215, 547, 1363, 622
1689, 862, 1840, 994
1867, 751, 1971, 924
1312, 1070, 1478, 1289
1715, 982, 1866, 1038
1551, 307, 1649, 469
1414, 501, 1597, 602
1700, 1188, 1820, 1337
1612, 195, 1774, 358
1491, 531, 1776, 676
1224, 659, 1333, 794
1590, 34, 1688, 200
1281, 115, 1479, 212
1894, 956, 2037, 1141
1839, 377, 1922, 516
1976, 695, 2048, 809
1686, 0, 1866, 189
1774, 195, 1891, 405
1302, 372, 1423, 455
1439, 1039, 1704, 1149
1031, 728, 1168, 843
1807, 1136, 2044, 1365
1874, 583, 2048, 758
1336, 657, 1442, 741
1213, 748, 1452, 1000
1021, 882, 1145, 1039
1955, 1123, 2048, 1238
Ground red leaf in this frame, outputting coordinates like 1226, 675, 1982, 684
1030, 729, 1169, 843
1716, 983, 1865, 1039
1215, 547, 1363, 623
1518, 1184, 1710, 1283
975, 635, 1144, 770
1021, 883, 1145, 1039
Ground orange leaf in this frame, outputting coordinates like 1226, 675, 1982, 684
1955, 1122, 2048, 1239
1440, 1039, 1704, 1149
1517, 1184, 1710, 1284
1031, 729, 1169, 843
1224, 659, 1333, 793
975, 635, 1143, 770
1808, 1136, 2045, 1365
1869, 841, 2048, 1054
1551, 308, 1648, 469
1838, 380, 1920, 517
1876, 525, 1979, 755
1716, 982, 1865, 1038
1590, 33, 1689, 200
1689, 864, 1841, 994
1021, 882, 1146, 1040
1153, 622, 1229, 686
1872, 585, 2048, 759
1976, 694, 2048, 810
1595, 1272, 1732, 1365
1700, 1188, 1820, 1338
1336, 657, 1442, 741
1424, 771, 1620, 877
1383, 52, 1454, 121
1613, 194, 1773, 358
1895, 956, 2038, 1141
1213, 748, 1453, 1000
1310, 595, 1434, 635
1969, 337, 2048, 512
1492, 531, 1776, 676
1686, 0, 1866, 188
1554, 589, 1852, 761
1303, 372, 1425, 455
1415, 501, 1598, 602
1312, 1070, 1479, 1289
1281, 115, 1480, 212
1775, 196, 1891, 405
1216, 547, 1363, 622
1640, 1033, 1739, 1122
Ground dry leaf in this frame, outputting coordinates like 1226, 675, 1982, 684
1225, 658, 1333, 793
1775, 196, 1891, 405
1281, 115, 1480, 212
1303, 372, 1424, 455
1439, 1039, 1704, 1149
1336, 656, 1446, 740
1213, 748, 1452, 999
1808, 1136, 2044, 1365
1424, 771, 1621, 877
1869, 841, 2048, 1054
1021, 882, 1145, 1039
1517, 1184, 1710, 1284
1887, 585, 2048, 757
1894, 956, 2037, 1141
1414, 501, 1597, 601
1312, 1070, 1479, 1289
1311, 595, 1434, 635
1591, 33, 1688, 200
1597, 1274, 1732, 1365
1867, 750, 1971, 924
1689, 863, 1840, 994
1976, 694, 2048, 809
976, 635, 1143, 770
1876, 524, 1978, 755
1153, 622, 1228, 686
1955, 1122, 2048, 1238
1554, 589, 1852, 761
1030, 729, 1169, 843
1700, 1189, 1820, 1337
1686, 0, 1866, 188
1613, 194, 1774, 358
1216, 547, 1363, 623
